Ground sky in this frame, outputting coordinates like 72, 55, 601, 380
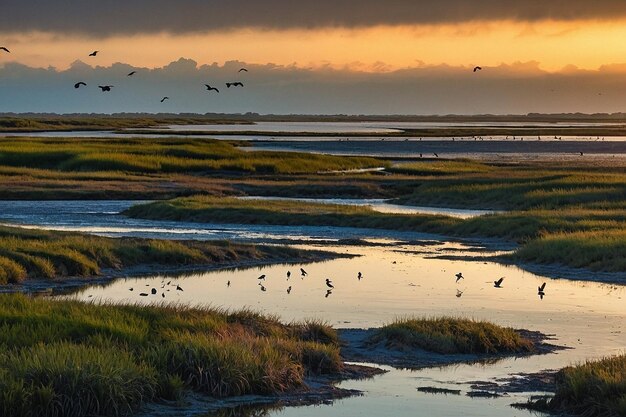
2, 1, 626, 115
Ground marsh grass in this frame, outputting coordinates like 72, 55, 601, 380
124, 196, 626, 272
0, 137, 385, 175
0, 295, 342, 417
0, 225, 323, 283
527, 354, 626, 417
367, 317, 534, 355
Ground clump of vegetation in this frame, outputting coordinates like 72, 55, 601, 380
0, 225, 328, 284
0, 137, 385, 175
0, 294, 343, 417
526, 354, 626, 417
367, 317, 535, 355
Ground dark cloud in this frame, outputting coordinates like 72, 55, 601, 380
1, 1, 626, 35
1, 59, 625, 114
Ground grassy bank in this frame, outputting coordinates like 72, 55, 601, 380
0, 225, 328, 284
0, 137, 385, 175
0, 294, 342, 417
367, 317, 534, 355
123, 196, 626, 273
528, 354, 626, 417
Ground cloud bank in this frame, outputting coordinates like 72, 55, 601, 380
1, 59, 625, 115
1, 1, 626, 35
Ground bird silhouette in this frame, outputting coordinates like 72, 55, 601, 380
162, 293, 165, 298
0, 47, 10, 53
260, 284, 267, 292
325, 289, 333, 298
160, 97, 169, 103
456, 289, 464, 298
434, 153, 439, 158
129, 288, 133, 291
89, 50, 99, 56
205, 84, 220, 93
473, 66, 482, 72
580, 152, 584, 156
357, 272, 362, 280
238, 68, 248, 72
286, 271, 291, 280
325, 278, 334, 289
176, 284, 183, 291
74, 82, 87, 89
455, 272, 464, 283
139, 293, 148, 297
226, 82, 244, 88
151, 288, 157, 295
258, 274, 266, 281
287, 286, 292, 294
127, 71, 137, 76
538, 282, 546, 292
300, 268, 308, 276
98, 85, 113, 92
227, 280, 231, 287
538, 282, 546, 299
494, 277, 504, 288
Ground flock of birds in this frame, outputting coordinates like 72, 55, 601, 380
454, 272, 547, 300
0, 48, 251, 102
117, 266, 548, 302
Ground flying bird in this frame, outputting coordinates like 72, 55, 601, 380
74, 82, 87, 89
0, 47, 10, 53
226, 82, 244, 88
238, 68, 248, 72
494, 277, 504, 288
325, 279, 334, 289
89, 50, 99, 56
160, 97, 169, 103
455, 272, 464, 283
473, 66, 482, 72
98, 85, 113, 92
258, 274, 266, 281
127, 71, 137, 76
300, 268, 308, 277
205, 84, 220, 93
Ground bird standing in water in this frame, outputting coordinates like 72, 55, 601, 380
325, 279, 334, 289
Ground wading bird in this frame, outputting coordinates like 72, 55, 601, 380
473, 66, 482, 72
0, 47, 10, 53
205, 84, 220, 93
89, 50, 99, 56
127, 71, 136, 76
494, 277, 504, 288
98, 85, 113, 92
455, 272, 464, 283
325, 289, 333, 298
160, 97, 169, 103
226, 82, 244, 88
74, 82, 87, 89
326, 279, 334, 289
227, 280, 231, 287
357, 272, 362, 280
286, 271, 291, 279
538, 282, 546, 299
